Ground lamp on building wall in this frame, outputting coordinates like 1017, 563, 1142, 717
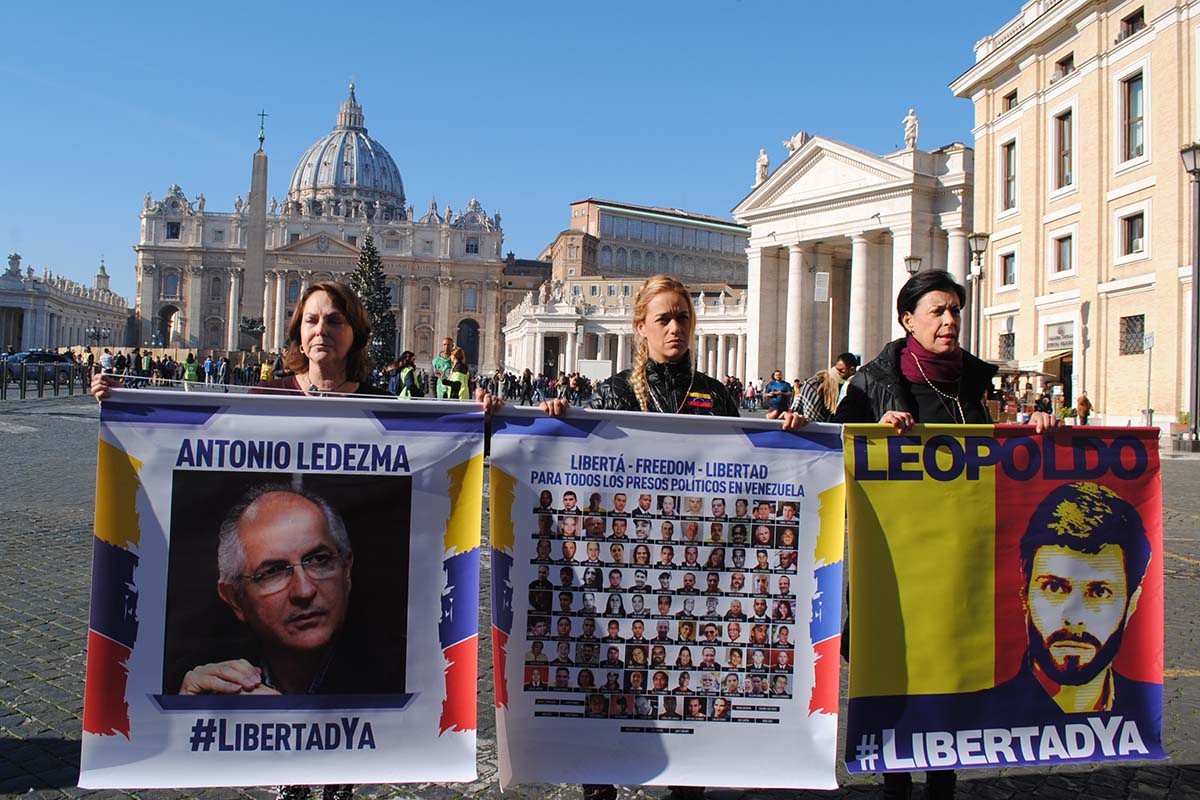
904, 255, 922, 275
967, 232, 990, 355
1180, 144, 1200, 446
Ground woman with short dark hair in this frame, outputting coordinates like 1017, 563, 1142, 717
834, 270, 1057, 800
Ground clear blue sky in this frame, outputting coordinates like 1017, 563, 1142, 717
1, 1, 1017, 302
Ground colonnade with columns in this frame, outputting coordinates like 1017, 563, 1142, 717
744, 227, 971, 383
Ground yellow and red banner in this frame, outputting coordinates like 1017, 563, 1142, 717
844, 425, 1163, 772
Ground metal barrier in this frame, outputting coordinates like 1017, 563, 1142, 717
1, 363, 90, 401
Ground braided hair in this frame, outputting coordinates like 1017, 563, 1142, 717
630, 274, 696, 412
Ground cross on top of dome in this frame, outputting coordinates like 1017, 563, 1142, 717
336, 83, 365, 132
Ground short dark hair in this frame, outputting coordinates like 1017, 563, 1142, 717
1019, 482, 1151, 591
836, 352, 859, 367
895, 270, 966, 325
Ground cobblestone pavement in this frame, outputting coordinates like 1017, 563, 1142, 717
1, 396, 1198, 799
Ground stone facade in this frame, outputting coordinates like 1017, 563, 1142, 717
951, 0, 1196, 425
0, 254, 130, 352
132, 87, 542, 372
503, 277, 747, 379
506, 200, 751, 378
734, 131, 974, 383
543, 198, 750, 285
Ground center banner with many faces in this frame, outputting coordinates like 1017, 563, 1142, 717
80, 390, 482, 788
489, 408, 846, 790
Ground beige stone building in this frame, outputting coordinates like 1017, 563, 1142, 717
133, 86, 544, 372
505, 199, 750, 378
951, 0, 1197, 425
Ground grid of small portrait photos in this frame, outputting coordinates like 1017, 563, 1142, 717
524, 489, 801, 724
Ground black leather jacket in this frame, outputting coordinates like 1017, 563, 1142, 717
591, 357, 739, 417
833, 338, 997, 424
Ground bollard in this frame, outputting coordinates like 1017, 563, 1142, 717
36, 364, 45, 399
18, 363, 26, 400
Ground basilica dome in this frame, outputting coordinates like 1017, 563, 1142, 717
287, 85, 406, 215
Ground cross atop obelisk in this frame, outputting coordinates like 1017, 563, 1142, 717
257, 109, 268, 150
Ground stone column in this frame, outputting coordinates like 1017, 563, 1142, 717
273, 272, 287, 351
567, 328, 578, 373
482, 280, 497, 372
785, 244, 805, 381
891, 228, 913, 340
947, 228, 969, 288
399, 278, 411, 353
736, 333, 747, 382
226, 269, 242, 350
535, 330, 545, 375
716, 334, 728, 379
262, 271, 276, 351
744, 247, 763, 382
615, 332, 626, 372
697, 330, 708, 372
186, 266, 203, 347
849, 234, 871, 360
436, 275, 451, 344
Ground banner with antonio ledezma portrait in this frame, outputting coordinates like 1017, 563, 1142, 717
844, 424, 1165, 774
80, 389, 482, 788
489, 407, 846, 789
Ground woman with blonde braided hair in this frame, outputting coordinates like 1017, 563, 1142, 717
540, 274, 805, 800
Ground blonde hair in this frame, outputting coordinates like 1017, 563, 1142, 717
630, 274, 696, 412
809, 368, 840, 411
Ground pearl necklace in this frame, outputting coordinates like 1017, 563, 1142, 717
910, 353, 966, 424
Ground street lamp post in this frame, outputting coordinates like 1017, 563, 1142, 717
85, 320, 111, 348
1181, 144, 1200, 447
967, 232, 990, 355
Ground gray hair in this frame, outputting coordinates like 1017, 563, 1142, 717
216, 483, 352, 586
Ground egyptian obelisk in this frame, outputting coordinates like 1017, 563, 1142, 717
242, 113, 268, 349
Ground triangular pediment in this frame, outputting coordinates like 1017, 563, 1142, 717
275, 232, 361, 256
733, 137, 915, 217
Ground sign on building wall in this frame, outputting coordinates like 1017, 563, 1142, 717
81, 392, 483, 788
1045, 322, 1075, 351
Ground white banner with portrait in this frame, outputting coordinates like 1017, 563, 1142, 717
489, 407, 845, 789
80, 390, 483, 788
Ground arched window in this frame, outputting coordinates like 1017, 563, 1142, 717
463, 285, 478, 312
616, 248, 627, 268
600, 246, 613, 267
163, 272, 179, 298
388, 284, 398, 306
209, 276, 222, 299
630, 250, 642, 270
420, 286, 431, 308
417, 330, 431, 355
659, 253, 670, 271
286, 279, 300, 303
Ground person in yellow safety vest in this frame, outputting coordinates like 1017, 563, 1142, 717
182, 353, 200, 390
260, 357, 274, 383
396, 351, 422, 398
444, 347, 470, 400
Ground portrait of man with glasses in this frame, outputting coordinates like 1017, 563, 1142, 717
172, 482, 392, 697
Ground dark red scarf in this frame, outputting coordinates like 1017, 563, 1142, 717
900, 335, 964, 391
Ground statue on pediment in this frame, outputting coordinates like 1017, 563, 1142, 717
234, 195, 244, 214
6, 253, 20, 277
783, 131, 810, 155
196, 193, 205, 212
904, 108, 919, 149
270, 197, 278, 214
755, 148, 769, 186
144, 192, 152, 211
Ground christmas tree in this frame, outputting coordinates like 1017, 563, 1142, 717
350, 235, 396, 369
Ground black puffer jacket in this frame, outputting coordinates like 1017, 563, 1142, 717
591, 357, 739, 417
833, 337, 997, 424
